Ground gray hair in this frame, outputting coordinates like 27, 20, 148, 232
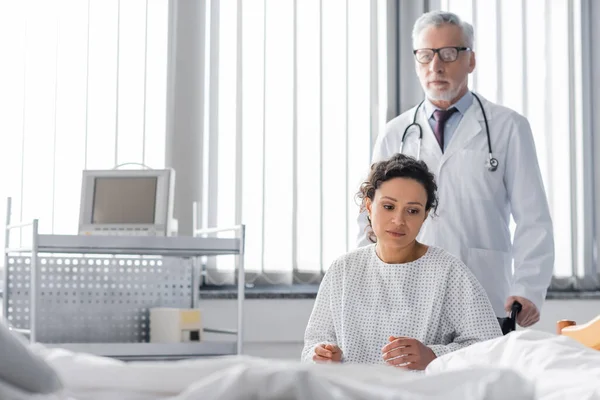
412, 11, 474, 49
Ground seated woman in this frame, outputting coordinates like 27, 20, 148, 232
301, 154, 502, 369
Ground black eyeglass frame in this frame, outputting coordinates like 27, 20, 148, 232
413, 46, 472, 64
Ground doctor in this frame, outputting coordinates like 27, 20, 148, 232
356, 11, 554, 327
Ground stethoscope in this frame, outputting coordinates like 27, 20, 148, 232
399, 92, 499, 172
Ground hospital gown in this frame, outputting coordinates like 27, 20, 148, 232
301, 244, 502, 364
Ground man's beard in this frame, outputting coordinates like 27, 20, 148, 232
424, 85, 462, 103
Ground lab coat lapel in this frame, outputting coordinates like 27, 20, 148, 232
439, 100, 484, 169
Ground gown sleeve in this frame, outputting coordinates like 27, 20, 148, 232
301, 265, 339, 363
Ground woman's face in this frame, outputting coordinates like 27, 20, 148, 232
366, 177, 429, 248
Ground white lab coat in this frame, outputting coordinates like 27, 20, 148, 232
356, 93, 554, 317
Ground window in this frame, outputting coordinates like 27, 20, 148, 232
0, 0, 387, 285
4, 0, 594, 290
0, 0, 168, 251
199, 0, 388, 283
440, 0, 593, 287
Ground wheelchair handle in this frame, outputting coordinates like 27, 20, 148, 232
509, 301, 522, 331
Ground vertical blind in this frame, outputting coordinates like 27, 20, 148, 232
1, 0, 595, 289
200, 0, 389, 283
440, 0, 594, 287
0, 0, 169, 250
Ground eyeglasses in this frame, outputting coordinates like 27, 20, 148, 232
413, 47, 471, 64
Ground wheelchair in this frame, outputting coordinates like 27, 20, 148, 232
498, 301, 523, 335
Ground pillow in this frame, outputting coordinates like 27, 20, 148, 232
0, 321, 63, 394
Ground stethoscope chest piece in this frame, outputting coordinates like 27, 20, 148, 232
487, 156, 498, 171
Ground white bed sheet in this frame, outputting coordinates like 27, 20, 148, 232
35, 347, 532, 400
427, 330, 600, 399
29, 330, 600, 400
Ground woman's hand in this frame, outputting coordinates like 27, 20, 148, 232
313, 343, 343, 363
381, 336, 436, 370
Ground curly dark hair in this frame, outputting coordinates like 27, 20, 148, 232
357, 153, 438, 242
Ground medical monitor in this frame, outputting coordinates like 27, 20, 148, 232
78, 169, 176, 236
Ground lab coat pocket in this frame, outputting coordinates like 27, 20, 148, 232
467, 248, 511, 315
457, 149, 503, 199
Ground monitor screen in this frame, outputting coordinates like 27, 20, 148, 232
91, 177, 158, 224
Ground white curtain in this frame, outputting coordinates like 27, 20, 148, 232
3, 0, 597, 290
439, 0, 595, 288
0, 0, 387, 285
0, 0, 169, 251
199, 0, 389, 284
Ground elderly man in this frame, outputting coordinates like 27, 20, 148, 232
356, 10, 554, 328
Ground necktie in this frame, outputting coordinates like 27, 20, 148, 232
433, 107, 457, 152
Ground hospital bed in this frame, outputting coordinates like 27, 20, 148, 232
3, 314, 600, 400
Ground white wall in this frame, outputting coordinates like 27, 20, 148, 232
2, 296, 596, 359
201, 299, 312, 360
200, 298, 600, 360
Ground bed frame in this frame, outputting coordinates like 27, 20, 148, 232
556, 316, 600, 350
